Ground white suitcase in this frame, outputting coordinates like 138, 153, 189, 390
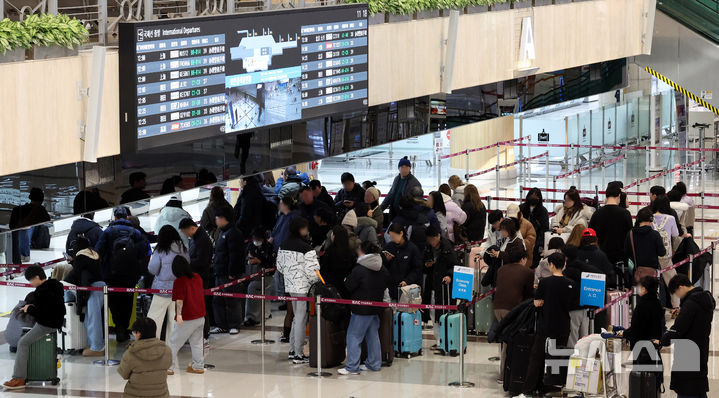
62, 302, 88, 354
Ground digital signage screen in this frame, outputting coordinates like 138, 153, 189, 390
119, 4, 369, 151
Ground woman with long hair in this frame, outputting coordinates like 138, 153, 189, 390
462, 184, 487, 242
551, 188, 594, 234
520, 187, 549, 267
148, 225, 189, 340
565, 224, 586, 247
320, 225, 357, 298
427, 191, 448, 238
200, 186, 232, 241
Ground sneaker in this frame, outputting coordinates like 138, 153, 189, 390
167, 370, 175, 376
82, 348, 105, 357
280, 336, 290, 343
288, 351, 295, 360
2, 378, 26, 390
209, 327, 228, 334
337, 368, 359, 375
292, 355, 309, 364
186, 366, 205, 374
229, 328, 240, 335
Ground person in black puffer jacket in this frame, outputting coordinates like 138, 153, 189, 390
424, 226, 460, 345
619, 276, 664, 365
461, 184, 487, 242
339, 241, 390, 375
520, 188, 550, 268
66, 214, 103, 255
320, 225, 356, 299
658, 275, 716, 398
3, 265, 66, 390
382, 223, 423, 301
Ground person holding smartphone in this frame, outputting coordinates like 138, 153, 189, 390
382, 223, 422, 301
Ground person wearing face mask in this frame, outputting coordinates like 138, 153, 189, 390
519, 188, 549, 268
276, 217, 320, 364
243, 227, 275, 327
382, 223, 423, 302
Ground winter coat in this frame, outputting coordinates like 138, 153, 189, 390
148, 242, 189, 294
270, 210, 301, 251
576, 245, 616, 289
534, 249, 559, 286
442, 193, 467, 242
451, 185, 465, 206
622, 293, 665, 351
424, 238, 459, 294
490, 298, 536, 344
660, 288, 716, 396
26, 278, 66, 329
213, 224, 245, 279
277, 235, 320, 295
551, 204, 594, 230
355, 216, 379, 245
520, 202, 550, 267
65, 248, 103, 311
625, 225, 666, 270
234, 180, 266, 236
200, 201, 232, 242
320, 247, 356, 299
498, 235, 526, 264
334, 183, 366, 219
671, 201, 693, 233
95, 219, 151, 285
154, 206, 192, 249
345, 254, 390, 315
316, 187, 335, 208
518, 217, 536, 266
461, 201, 486, 242
188, 227, 213, 283
380, 173, 422, 213
117, 338, 172, 398
383, 239, 423, 300
369, 203, 384, 233
299, 199, 331, 247
479, 227, 503, 254
65, 217, 103, 253
246, 241, 275, 277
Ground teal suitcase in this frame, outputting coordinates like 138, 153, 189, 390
26, 331, 60, 385
474, 293, 495, 334
439, 313, 467, 356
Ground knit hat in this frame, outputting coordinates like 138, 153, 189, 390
366, 187, 380, 202
398, 156, 411, 169
506, 204, 520, 219
342, 210, 358, 228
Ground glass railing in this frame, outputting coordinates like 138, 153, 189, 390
658, 0, 719, 43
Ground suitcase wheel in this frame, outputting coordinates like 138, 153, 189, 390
51, 378, 60, 385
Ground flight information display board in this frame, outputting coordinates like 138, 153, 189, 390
119, 4, 369, 151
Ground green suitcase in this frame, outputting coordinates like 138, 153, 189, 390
474, 294, 495, 335
26, 331, 60, 385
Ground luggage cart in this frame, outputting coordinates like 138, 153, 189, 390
562, 338, 625, 398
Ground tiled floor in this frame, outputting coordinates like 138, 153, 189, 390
3, 133, 719, 397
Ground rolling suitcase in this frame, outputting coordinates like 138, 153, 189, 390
629, 370, 660, 398
439, 312, 467, 356
503, 333, 534, 394
393, 311, 422, 358
309, 314, 347, 368
361, 308, 394, 366
606, 290, 630, 329
474, 293, 495, 335
26, 331, 60, 385
61, 301, 88, 354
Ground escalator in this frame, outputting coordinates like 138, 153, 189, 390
657, 0, 719, 43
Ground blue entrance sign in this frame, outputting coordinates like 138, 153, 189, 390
579, 272, 606, 308
452, 266, 474, 301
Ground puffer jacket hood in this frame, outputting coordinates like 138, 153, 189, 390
77, 248, 100, 261
357, 253, 382, 271
154, 206, 192, 248
129, 338, 169, 361
632, 225, 655, 236
148, 242, 189, 294
683, 287, 716, 312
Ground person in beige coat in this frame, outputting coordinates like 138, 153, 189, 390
507, 204, 536, 267
118, 318, 172, 398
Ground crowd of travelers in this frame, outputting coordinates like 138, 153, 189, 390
1, 159, 714, 398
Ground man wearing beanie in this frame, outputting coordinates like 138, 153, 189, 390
381, 156, 422, 220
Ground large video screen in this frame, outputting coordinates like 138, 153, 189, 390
119, 4, 369, 151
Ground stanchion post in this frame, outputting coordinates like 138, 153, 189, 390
689, 254, 694, 285
437, 155, 442, 190
622, 149, 627, 186
587, 309, 595, 335
569, 144, 576, 188
449, 311, 474, 388
701, 192, 705, 249
465, 149, 470, 183
528, 136, 533, 186
308, 296, 330, 377
495, 143, 501, 198
252, 272, 275, 345
552, 176, 557, 203
94, 286, 119, 366
711, 243, 715, 296
601, 160, 606, 191
520, 136, 524, 187
545, 153, 550, 196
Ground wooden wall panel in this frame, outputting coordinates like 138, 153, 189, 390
449, 116, 515, 170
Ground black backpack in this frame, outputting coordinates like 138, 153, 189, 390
308, 282, 349, 323
408, 213, 428, 253
110, 228, 140, 279
31, 224, 51, 249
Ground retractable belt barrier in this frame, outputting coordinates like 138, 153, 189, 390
510, 142, 719, 152
554, 154, 625, 180
440, 136, 530, 160
0, 258, 65, 277
624, 158, 705, 190
467, 152, 548, 178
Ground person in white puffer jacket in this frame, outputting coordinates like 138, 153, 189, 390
441, 192, 467, 243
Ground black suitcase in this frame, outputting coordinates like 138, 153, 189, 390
543, 343, 570, 387
309, 315, 347, 368
503, 333, 534, 394
629, 371, 661, 398
361, 308, 394, 366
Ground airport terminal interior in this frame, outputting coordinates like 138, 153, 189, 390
3, 0, 719, 397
